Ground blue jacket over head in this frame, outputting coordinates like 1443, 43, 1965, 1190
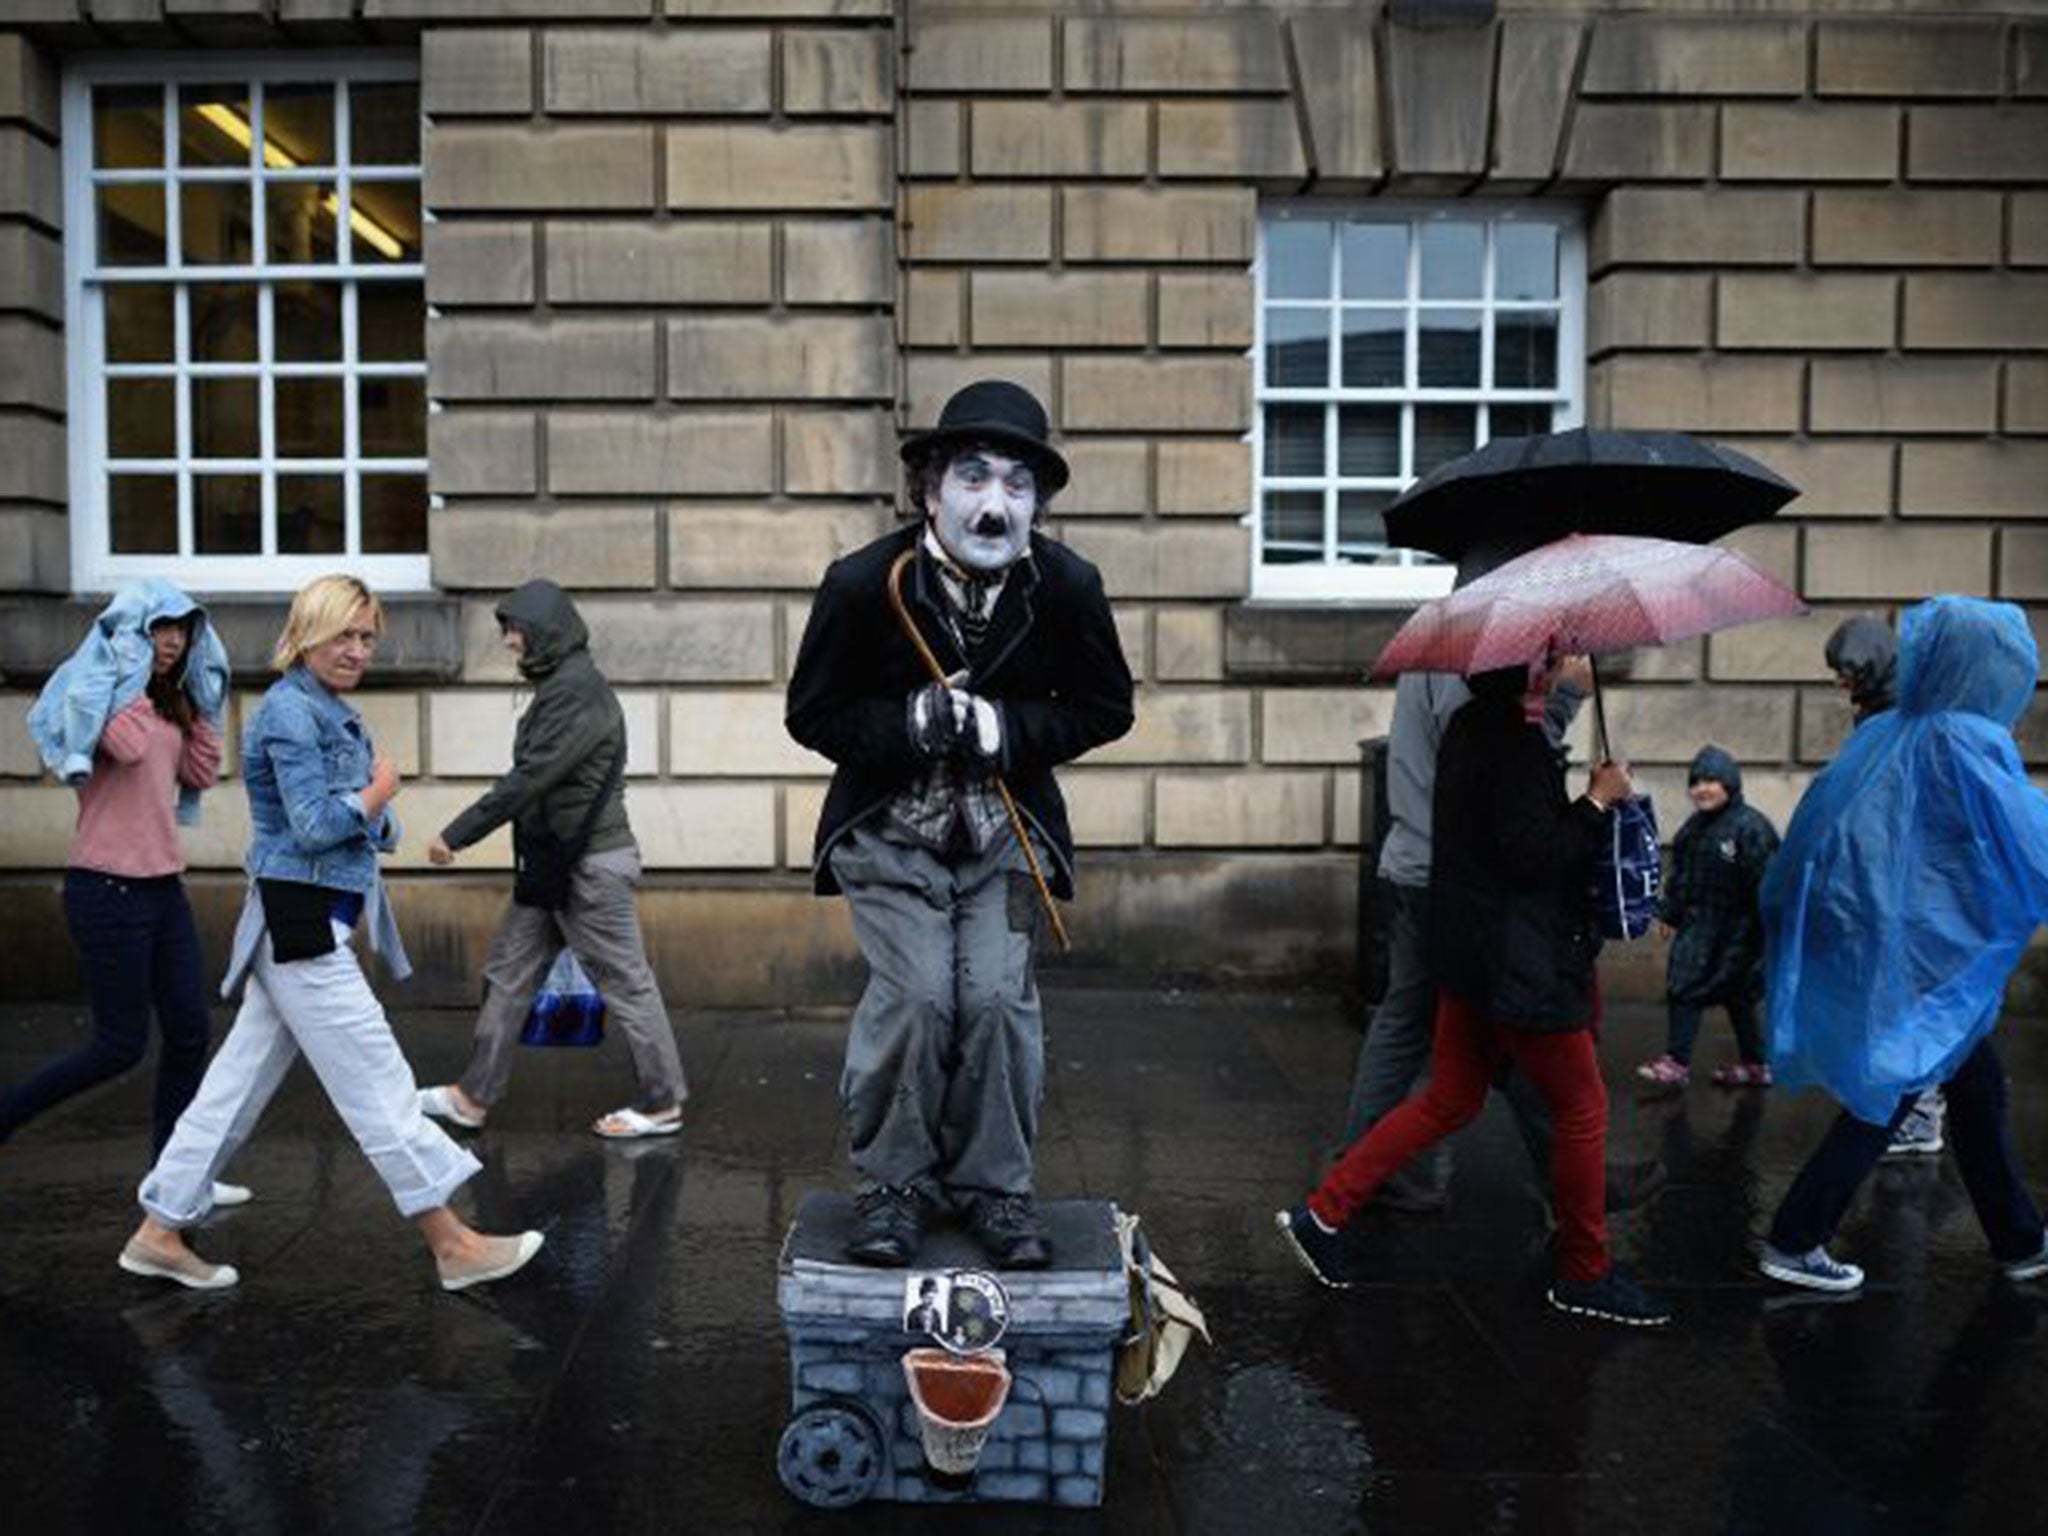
26, 579, 231, 826
1763, 596, 2048, 1124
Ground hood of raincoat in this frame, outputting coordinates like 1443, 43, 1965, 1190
1687, 744, 1743, 800
496, 579, 589, 680
1823, 615, 1897, 719
26, 579, 231, 820
1762, 596, 2048, 1124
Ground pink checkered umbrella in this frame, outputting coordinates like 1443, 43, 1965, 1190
1370, 533, 1806, 757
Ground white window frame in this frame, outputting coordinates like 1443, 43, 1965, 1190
1249, 202, 1586, 604
62, 51, 429, 595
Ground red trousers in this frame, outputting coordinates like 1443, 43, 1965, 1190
1308, 991, 1612, 1283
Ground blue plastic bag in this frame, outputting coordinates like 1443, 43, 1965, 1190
521, 950, 606, 1048
1590, 793, 1660, 940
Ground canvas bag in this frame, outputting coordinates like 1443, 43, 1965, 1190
1591, 792, 1661, 940
1113, 1211, 1210, 1405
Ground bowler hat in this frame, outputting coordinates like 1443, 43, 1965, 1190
899, 379, 1069, 494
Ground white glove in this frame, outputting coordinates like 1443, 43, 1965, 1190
950, 688, 1002, 762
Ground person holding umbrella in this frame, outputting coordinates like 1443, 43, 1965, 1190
785, 380, 1133, 1270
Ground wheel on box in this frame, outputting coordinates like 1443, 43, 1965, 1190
777, 1396, 886, 1508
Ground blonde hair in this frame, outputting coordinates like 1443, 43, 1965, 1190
273, 574, 385, 672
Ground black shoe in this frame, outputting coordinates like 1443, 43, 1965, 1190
1274, 1204, 1360, 1289
967, 1193, 1052, 1269
1546, 1264, 1672, 1327
846, 1185, 925, 1267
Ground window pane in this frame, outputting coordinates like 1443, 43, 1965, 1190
95, 86, 164, 170
1341, 224, 1406, 301
1417, 308, 1481, 387
107, 378, 176, 459
1262, 490, 1324, 561
195, 474, 261, 553
98, 186, 166, 267
109, 475, 178, 553
1496, 223, 1558, 302
360, 377, 425, 457
264, 83, 335, 167
1340, 308, 1404, 388
277, 474, 344, 553
347, 181, 421, 264
276, 281, 342, 360
276, 378, 344, 458
351, 82, 421, 166
1494, 312, 1558, 390
190, 283, 258, 362
1414, 405, 1477, 476
181, 181, 253, 266
1264, 309, 1328, 388
1489, 403, 1553, 440
358, 281, 424, 362
1420, 223, 1483, 299
1263, 404, 1324, 478
267, 182, 339, 265
192, 378, 259, 458
361, 473, 427, 553
1337, 491, 1398, 562
179, 84, 251, 168
1337, 406, 1400, 477
1266, 221, 1330, 301
105, 285, 174, 363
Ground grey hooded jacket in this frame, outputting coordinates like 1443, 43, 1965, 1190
439, 580, 633, 856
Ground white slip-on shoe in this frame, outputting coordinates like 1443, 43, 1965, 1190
119, 1242, 239, 1291
211, 1182, 253, 1207
438, 1230, 545, 1293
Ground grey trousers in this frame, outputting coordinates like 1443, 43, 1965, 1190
830, 820, 1044, 1203
459, 844, 686, 1114
1343, 879, 1553, 1190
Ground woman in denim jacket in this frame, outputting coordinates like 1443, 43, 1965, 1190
119, 575, 544, 1294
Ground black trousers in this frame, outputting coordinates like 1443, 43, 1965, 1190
1767, 1036, 2045, 1263
1667, 994, 1764, 1065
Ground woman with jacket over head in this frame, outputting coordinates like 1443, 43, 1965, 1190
416, 578, 685, 1140
119, 575, 543, 1293
5, 581, 246, 1207
1277, 653, 1672, 1327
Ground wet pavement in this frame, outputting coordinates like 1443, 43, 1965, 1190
3, 984, 2047, 1535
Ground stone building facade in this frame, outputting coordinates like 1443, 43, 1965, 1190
1, 1, 2044, 1005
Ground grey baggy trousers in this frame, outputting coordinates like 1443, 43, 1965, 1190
830, 820, 1044, 1203
459, 844, 686, 1114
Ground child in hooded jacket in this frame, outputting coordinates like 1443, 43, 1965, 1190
1637, 745, 1779, 1088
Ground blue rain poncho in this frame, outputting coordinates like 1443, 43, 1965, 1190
25, 578, 230, 826
1763, 596, 2048, 1124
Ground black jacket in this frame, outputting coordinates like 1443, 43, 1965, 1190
1657, 746, 1778, 1005
440, 580, 632, 856
786, 524, 1134, 897
1427, 684, 1610, 1029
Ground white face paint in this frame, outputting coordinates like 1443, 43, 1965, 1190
931, 449, 1036, 574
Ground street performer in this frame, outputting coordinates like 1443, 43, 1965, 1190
786, 380, 1133, 1269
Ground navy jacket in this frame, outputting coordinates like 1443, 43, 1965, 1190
786, 524, 1133, 897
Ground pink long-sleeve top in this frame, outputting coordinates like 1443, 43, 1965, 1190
67, 698, 222, 877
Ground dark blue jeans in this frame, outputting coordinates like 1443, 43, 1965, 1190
0, 870, 212, 1156
1768, 1037, 2045, 1264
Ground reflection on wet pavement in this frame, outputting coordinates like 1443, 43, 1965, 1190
2, 987, 2045, 1533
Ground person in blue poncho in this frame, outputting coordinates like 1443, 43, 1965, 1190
1758, 596, 2048, 1292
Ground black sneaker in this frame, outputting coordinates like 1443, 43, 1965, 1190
967, 1192, 1052, 1269
846, 1185, 925, 1267
1546, 1265, 1672, 1327
1274, 1204, 1359, 1289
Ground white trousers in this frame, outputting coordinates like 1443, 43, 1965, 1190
140, 922, 480, 1227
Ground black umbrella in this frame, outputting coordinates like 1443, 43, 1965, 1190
1382, 428, 1798, 562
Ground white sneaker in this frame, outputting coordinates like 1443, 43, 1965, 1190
2004, 1236, 2048, 1282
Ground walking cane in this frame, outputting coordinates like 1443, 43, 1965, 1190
886, 549, 1071, 952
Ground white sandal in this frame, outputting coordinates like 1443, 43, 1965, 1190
593, 1106, 682, 1140
418, 1086, 485, 1130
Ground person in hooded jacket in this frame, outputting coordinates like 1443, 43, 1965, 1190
1278, 655, 1672, 1327
419, 580, 686, 1140
4, 581, 242, 1203
1635, 745, 1779, 1089
1758, 596, 2048, 1293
